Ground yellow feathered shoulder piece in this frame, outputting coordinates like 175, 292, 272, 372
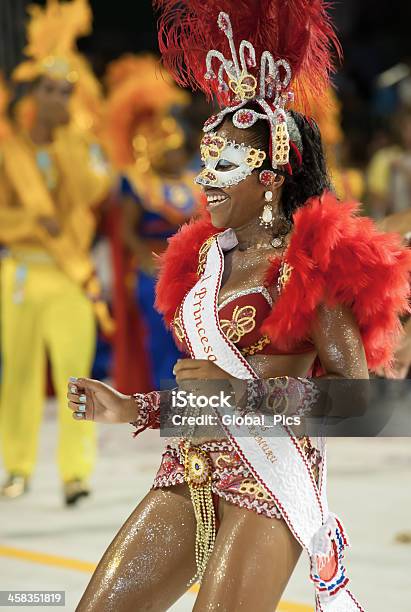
13, 0, 91, 83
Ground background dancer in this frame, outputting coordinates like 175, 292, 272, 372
0, 0, 112, 505
104, 54, 202, 391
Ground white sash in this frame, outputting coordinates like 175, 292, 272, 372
180, 230, 364, 612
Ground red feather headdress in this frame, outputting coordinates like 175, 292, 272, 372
154, 0, 341, 175
154, 0, 340, 108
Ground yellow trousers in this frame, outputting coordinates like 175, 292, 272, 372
0, 251, 96, 482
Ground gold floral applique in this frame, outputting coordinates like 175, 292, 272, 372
197, 235, 216, 277
200, 134, 227, 162
172, 309, 185, 343
229, 71, 257, 101
277, 260, 293, 294
241, 334, 271, 356
239, 478, 273, 502
220, 304, 256, 343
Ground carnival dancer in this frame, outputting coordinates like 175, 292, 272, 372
104, 55, 202, 391
0, 0, 112, 505
68, 1, 411, 609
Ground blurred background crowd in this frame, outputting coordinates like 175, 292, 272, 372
0, 0, 410, 504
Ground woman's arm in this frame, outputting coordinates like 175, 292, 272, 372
310, 303, 369, 379
67, 378, 168, 435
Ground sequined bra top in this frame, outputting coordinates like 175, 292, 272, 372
172, 285, 314, 357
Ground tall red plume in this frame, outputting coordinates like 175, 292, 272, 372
153, 0, 341, 111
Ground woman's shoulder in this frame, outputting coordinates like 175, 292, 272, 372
154, 214, 220, 325
262, 191, 411, 371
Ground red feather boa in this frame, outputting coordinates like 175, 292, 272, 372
155, 192, 411, 372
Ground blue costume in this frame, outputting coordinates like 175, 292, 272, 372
120, 174, 198, 388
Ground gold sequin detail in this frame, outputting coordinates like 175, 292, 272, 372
241, 334, 271, 356
220, 304, 256, 343
197, 235, 216, 277
277, 260, 293, 293
245, 147, 266, 169
182, 443, 216, 583
298, 436, 320, 483
264, 376, 291, 414
239, 478, 273, 501
229, 71, 258, 101
274, 122, 290, 165
172, 310, 185, 343
215, 453, 236, 469
200, 134, 227, 162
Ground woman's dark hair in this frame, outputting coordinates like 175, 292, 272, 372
223, 107, 331, 221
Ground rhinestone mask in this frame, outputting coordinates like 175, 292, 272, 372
202, 12, 303, 171
195, 132, 266, 188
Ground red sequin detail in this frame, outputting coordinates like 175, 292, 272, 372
259, 170, 275, 186
236, 109, 254, 125
204, 115, 218, 128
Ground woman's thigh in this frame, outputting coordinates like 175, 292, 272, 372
194, 499, 302, 612
77, 484, 197, 612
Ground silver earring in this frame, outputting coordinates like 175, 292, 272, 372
259, 204, 274, 228
264, 191, 273, 202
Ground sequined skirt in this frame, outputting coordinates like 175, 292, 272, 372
152, 437, 322, 523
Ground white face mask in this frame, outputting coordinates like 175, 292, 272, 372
195, 132, 266, 188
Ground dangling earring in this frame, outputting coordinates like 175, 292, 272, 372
259, 191, 274, 227
259, 205, 273, 228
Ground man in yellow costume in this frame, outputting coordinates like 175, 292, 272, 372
0, 0, 112, 504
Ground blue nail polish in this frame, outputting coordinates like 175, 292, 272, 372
79, 394, 86, 403
78, 404, 86, 412
69, 376, 78, 382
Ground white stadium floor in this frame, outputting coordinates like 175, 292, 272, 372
1, 400, 410, 611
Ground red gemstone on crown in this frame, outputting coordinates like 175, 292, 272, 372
236, 110, 254, 125
204, 115, 218, 128
218, 13, 229, 31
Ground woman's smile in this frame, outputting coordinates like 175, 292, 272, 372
204, 188, 230, 211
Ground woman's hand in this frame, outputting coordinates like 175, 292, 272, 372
173, 359, 247, 415
67, 378, 137, 423
173, 359, 233, 383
